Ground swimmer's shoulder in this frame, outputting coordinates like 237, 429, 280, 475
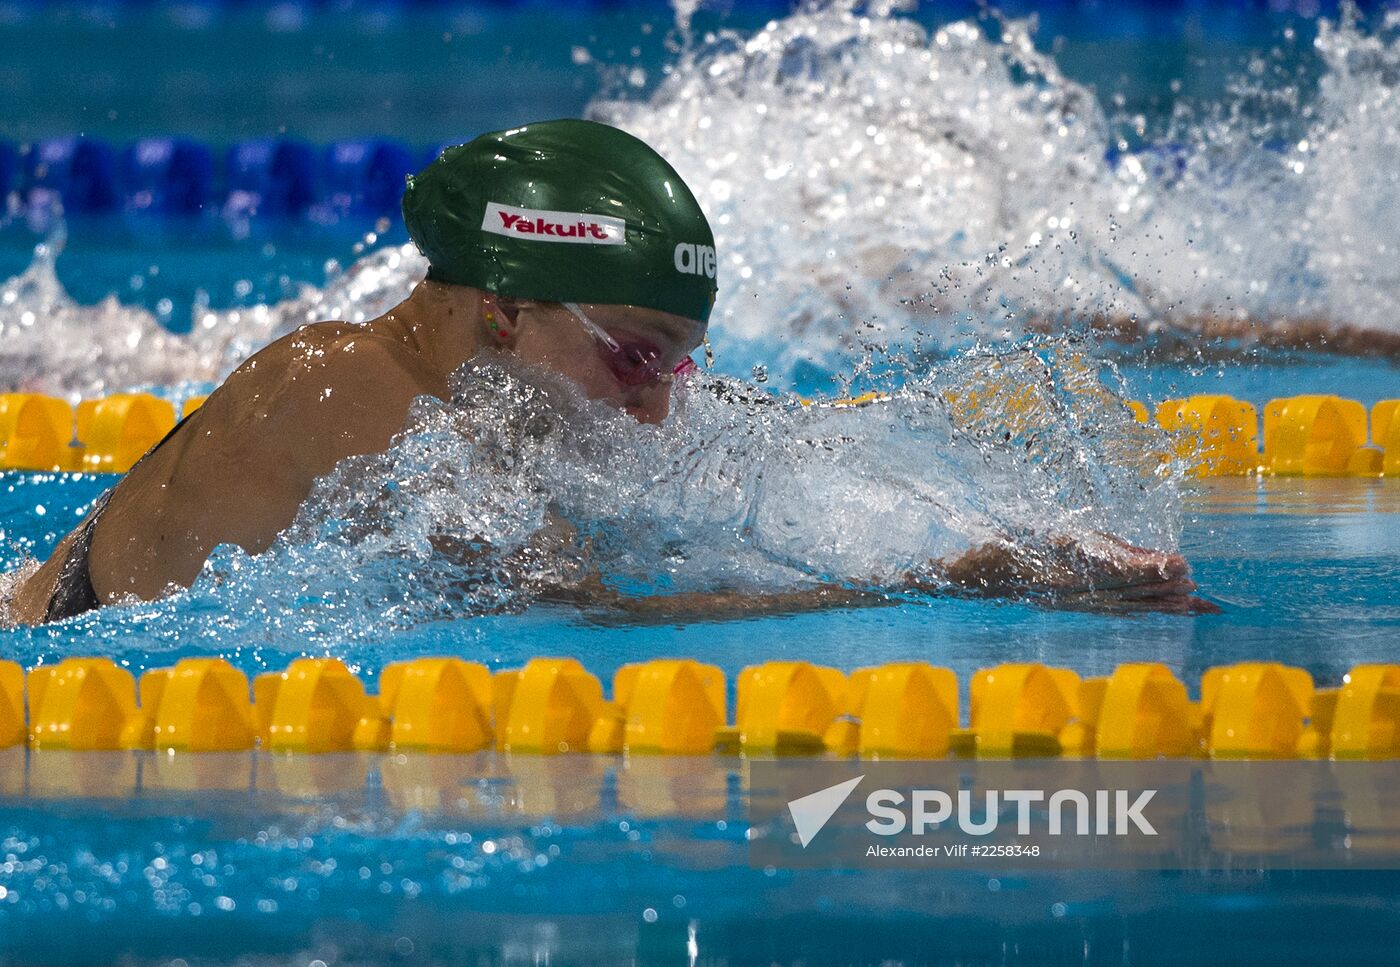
87, 320, 446, 602
151, 320, 443, 491
212, 320, 447, 429
246, 321, 444, 460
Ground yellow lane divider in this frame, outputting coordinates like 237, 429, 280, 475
0, 394, 73, 473
1, 391, 1395, 477
1263, 395, 1378, 476
0, 392, 201, 473
79, 394, 177, 474
1374, 400, 1400, 476
1155, 396, 1259, 477
6, 656, 1400, 760
1128, 393, 1398, 478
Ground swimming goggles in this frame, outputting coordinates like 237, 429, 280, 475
564, 302, 697, 387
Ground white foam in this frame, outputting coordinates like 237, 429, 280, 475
4, 3, 1400, 396
0, 237, 426, 399
4, 345, 1176, 661
593, 1, 1400, 374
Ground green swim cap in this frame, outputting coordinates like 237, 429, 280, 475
403, 119, 718, 324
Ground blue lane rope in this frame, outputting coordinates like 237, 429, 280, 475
4, 136, 439, 221
0, 133, 1316, 223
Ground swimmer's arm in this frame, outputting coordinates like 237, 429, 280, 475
217, 335, 443, 547
539, 577, 895, 623
545, 535, 1213, 622
90, 332, 443, 602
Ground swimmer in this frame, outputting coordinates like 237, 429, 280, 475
5, 119, 1207, 625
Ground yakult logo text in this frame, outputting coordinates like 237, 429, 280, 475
482, 202, 625, 245
674, 242, 717, 279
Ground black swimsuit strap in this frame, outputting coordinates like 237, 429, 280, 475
44, 489, 112, 622
42, 410, 195, 622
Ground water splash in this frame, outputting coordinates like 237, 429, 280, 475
0, 237, 425, 399
0, 235, 211, 399
591, 0, 1400, 374
593, 3, 1125, 378
1292, 11, 1400, 331
4, 2, 1400, 397
1, 343, 1176, 668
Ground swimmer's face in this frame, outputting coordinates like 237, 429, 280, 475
507, 301, 706, 424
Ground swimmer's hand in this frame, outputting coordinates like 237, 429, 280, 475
935, 534, 1219, 615
520, 525, 1214, 621
549, 534, 1216, 623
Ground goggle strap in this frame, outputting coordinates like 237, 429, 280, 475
563, 302, 621, 352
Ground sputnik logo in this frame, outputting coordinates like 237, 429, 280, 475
787, 775, 864, 848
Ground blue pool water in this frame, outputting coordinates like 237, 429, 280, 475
1, 460, 1400, 965
3, 750, 1400, 965
3, 441, 1398, 689
3, 0, 1400, 962
1, 380, 1398, 964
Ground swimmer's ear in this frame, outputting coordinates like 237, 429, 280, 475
481, 294, 522, 344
